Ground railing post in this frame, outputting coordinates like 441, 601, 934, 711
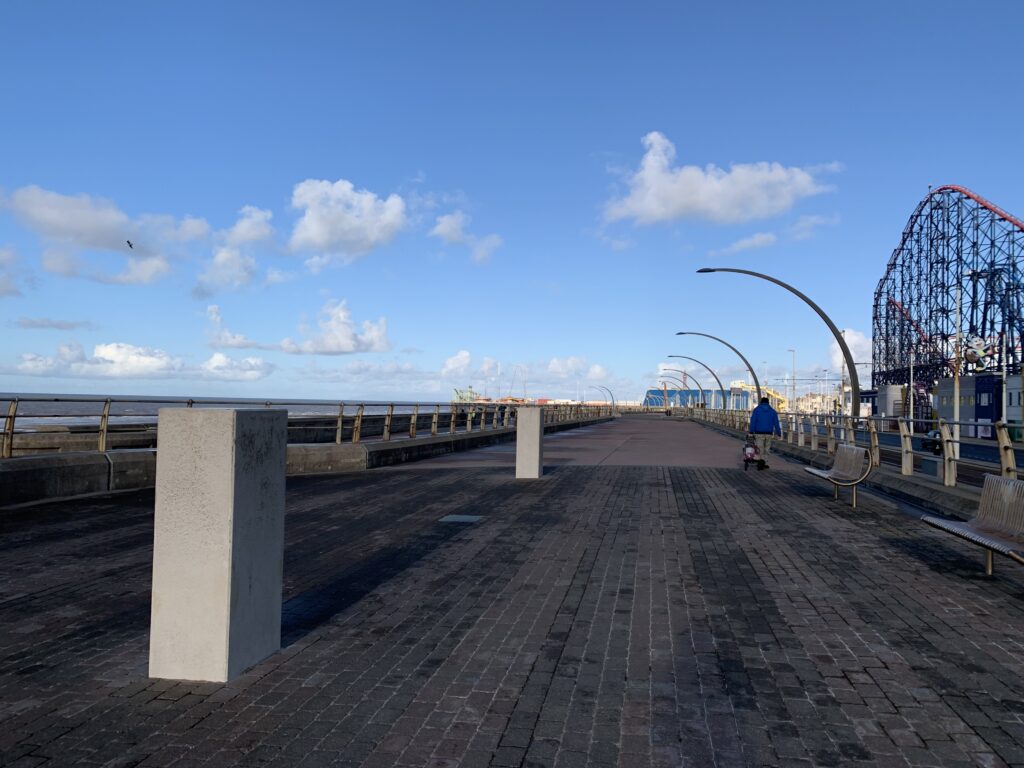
335, 403, 345, 444
450, 405, 457, 434
939, 419, 956, 487
98, 398, 112, 453
492, 405, 499, 429
503, 405, 510, 428
868, 419, 880, 467
352, 405, 364, 443
826, 418, 836, 455
431, 405, 440, 436
383, 404, 394, 441
810, 418, 819, 452
2, 399, 17, 459
787, 415, 795, 444
844, 416, 854, 445
797, 416, 806, 448
409, 405, 418, 438
898, 418, 913, 475
996, 421, 1017, 479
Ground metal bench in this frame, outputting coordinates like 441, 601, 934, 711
804, 443, 872, 508
921, 474, 1024, 576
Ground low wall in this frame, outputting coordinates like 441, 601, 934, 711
0, 416, 612, 508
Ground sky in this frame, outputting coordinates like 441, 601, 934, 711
2, 1, 1023, 404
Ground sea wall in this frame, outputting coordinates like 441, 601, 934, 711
0, 415, 611, 508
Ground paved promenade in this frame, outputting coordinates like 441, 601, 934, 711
3, 418, 1024, 767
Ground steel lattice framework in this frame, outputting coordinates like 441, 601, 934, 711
872, 185, 1024, 388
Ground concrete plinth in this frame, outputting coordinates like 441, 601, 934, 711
515, 406, 544, 479
149, 408, 287, 682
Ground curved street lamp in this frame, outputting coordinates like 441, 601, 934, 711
659, 374, 706, 408
667, 355, 728, 410
593, 384, 616, 409
675, 331, 762, 403
696, 267, 859, 416
660, 368, 707, 407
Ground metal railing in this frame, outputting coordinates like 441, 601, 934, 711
0, 396, 616, 459
687, 407, 1021, 490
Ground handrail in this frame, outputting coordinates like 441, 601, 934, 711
687, 407, 1020, 491
0, 395, 614, 459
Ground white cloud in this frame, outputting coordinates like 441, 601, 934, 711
199, 352, 274, 381
280, 299, 390, 355
548, 356, 589, 378
8, 186, 130, 250
225, 205, 274, 246
428, 209, 502, 264
41, 250, 82, 277
830, 328, 872, 382
206, 305, 265, 349
709, 232, 778, 257
289, 178, 406, 262
605, 131, 837, 225
6, 185, 211, 284
479, 357, 500, 376
430, 210, 470, 244
0, 246, 22, 297
441, 350, 472, 377
470, 234, 503, 264
587, 364, 608, 380
104, 255, 171, 285
14, 341, 272, 381
195, 247, 256, 296
265, 268, 291, 286
788, 214, 840, 241
15, 317, 95, 330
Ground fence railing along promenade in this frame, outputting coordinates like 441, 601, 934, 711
0, 396, 616, 459
686, 407, 1020, 490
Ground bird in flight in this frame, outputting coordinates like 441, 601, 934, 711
126, 240, 134, 249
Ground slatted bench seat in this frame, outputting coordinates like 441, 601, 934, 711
804, 443, 872, 508
921, 474, 1024, 576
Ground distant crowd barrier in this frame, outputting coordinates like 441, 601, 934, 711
0, 396, 616, 459
685, 407, 1021, 491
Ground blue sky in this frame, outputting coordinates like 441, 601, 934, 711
2, 1, 1023, 403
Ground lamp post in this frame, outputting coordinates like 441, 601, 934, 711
661, 371, 706, 408
668, 355, 728, 410
593, 384, 616, 410
696, 267, 860, 419
675, 331, 762, 407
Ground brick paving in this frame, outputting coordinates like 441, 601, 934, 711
3, 419, 1024, 766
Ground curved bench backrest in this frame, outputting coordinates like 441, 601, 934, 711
976, 474, 1024, 536
831, 444, 868, 482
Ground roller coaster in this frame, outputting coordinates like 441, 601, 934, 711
872, 185, 1024, 391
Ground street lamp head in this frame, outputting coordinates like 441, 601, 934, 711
696, 267, 716, 273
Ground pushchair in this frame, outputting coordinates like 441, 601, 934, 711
743, 434, 760, 471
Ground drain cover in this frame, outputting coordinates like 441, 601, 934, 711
439, 515, 482, 523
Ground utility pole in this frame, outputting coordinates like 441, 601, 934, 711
788, 349, 796, 413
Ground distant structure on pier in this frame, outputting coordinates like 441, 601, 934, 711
873, 185, 1024, 388
871, 185, 1024, 424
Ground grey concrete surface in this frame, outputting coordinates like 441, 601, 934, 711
149, 409, 287, 682
3, 416, 1023, 767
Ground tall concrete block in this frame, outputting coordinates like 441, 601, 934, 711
149, 408, 287, 682
515, 406, 544, 479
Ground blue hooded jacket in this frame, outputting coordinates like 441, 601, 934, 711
749, 402, 781, 436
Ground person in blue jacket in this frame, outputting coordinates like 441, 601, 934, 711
749, 396, 782, 470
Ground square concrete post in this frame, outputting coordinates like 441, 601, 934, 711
515, 406, 544, 479
149, 408, 288, 682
